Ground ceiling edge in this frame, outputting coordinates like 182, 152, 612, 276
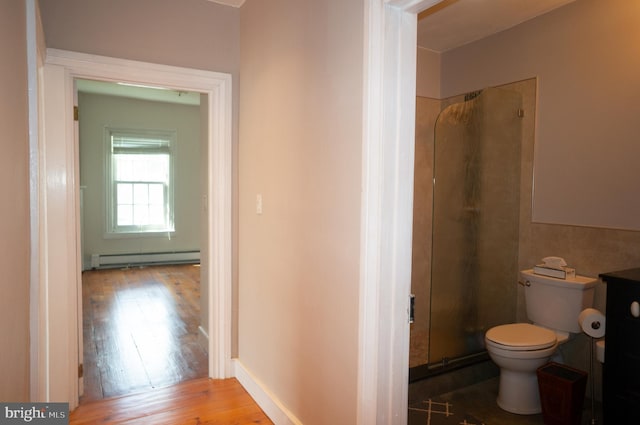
206, 0, 246, 8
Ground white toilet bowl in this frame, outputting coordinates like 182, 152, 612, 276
485, 323, 559, 414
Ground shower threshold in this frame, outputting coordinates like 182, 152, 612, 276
409, 351, 491, 383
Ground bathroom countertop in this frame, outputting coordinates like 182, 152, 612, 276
599, 267, 640, 283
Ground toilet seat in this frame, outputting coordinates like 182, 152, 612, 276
486, 323, 556, 351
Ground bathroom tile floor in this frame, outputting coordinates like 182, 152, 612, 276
409, 377, 602, 425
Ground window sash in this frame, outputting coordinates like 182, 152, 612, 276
106, 129, 175, 235
115, 181, 168, 230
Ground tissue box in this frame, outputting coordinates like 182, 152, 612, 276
533, 265, 576, 279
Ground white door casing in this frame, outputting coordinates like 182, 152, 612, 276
40, 49, 233, 409
358, 0, 444, 423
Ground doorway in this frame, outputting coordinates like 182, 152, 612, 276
76, 79, 208, 401
40, 49, 233, 409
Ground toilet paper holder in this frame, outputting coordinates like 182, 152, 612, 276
579, 308, 606, 338
579, 308, 606, 425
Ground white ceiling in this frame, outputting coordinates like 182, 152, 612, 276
417, 0, 577, 52
76, 79, 201, 106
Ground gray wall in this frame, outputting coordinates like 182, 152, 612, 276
78, 92, 201, 267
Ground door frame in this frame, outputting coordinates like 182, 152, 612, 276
40, 49, 233, 409
358, 0, 444, 423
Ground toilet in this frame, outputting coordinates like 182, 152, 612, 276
485, 269, 597, 415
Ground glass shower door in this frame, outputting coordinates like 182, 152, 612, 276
428, 88, 522, 365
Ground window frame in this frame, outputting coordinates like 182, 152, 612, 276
104, 127, 177, 237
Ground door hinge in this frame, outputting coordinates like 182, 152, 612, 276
409, 294, 415, 324
78, 363, 84, 378
74, 106, 79, 121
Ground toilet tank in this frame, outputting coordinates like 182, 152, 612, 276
521, 269, 598, 333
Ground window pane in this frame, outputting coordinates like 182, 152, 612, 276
133, 204, 149, 226
131, 157, 148, 181
146, 155, 169, 182
148, 184, 164, 205
117, 205, 133, 226
117, 183, 133, 205
115, 154, 169, 183
114, 155, 134, 181
133, 184, 149, 206
148, 205, 165, 225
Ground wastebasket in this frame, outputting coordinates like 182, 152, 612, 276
537, 362, 587, 425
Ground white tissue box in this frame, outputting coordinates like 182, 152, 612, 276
533, 265, 576, 279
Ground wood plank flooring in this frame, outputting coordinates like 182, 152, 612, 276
70, 377, 274, 425
82, 264, 208, 402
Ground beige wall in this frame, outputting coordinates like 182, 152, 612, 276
78, 92, 201, 266
0, 0, 31, 402
441, 0, 640, 231
38, 0, 239, 74
238, 0, 363, 423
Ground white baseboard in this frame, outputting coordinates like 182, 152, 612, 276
88, 250, 200, 269
232, 359, 303, 425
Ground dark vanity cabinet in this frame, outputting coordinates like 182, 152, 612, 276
600, 268, 640, 424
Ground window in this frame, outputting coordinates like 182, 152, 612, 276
106, 128, 176, 235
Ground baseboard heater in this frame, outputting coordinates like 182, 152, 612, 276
89, 251, 200, 269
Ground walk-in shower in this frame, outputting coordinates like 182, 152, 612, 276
410, 80, 535, 380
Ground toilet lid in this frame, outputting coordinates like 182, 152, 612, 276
486, 323, 556, 351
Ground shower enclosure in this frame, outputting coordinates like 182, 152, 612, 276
410, 84, 527, 376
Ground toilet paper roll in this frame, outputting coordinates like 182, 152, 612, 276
579, 308, 606, 338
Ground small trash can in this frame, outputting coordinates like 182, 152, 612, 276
537, 362, 587, 425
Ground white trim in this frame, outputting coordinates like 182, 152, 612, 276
40, 49, 233, 407
104, 127, 177, 235
41, 62, 78, 405
359, 1, 444, 423
232, 359, 302, 425
26, 0, 46, 402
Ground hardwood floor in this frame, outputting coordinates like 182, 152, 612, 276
70, 377, 274, 424
82, 264, 208, 402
